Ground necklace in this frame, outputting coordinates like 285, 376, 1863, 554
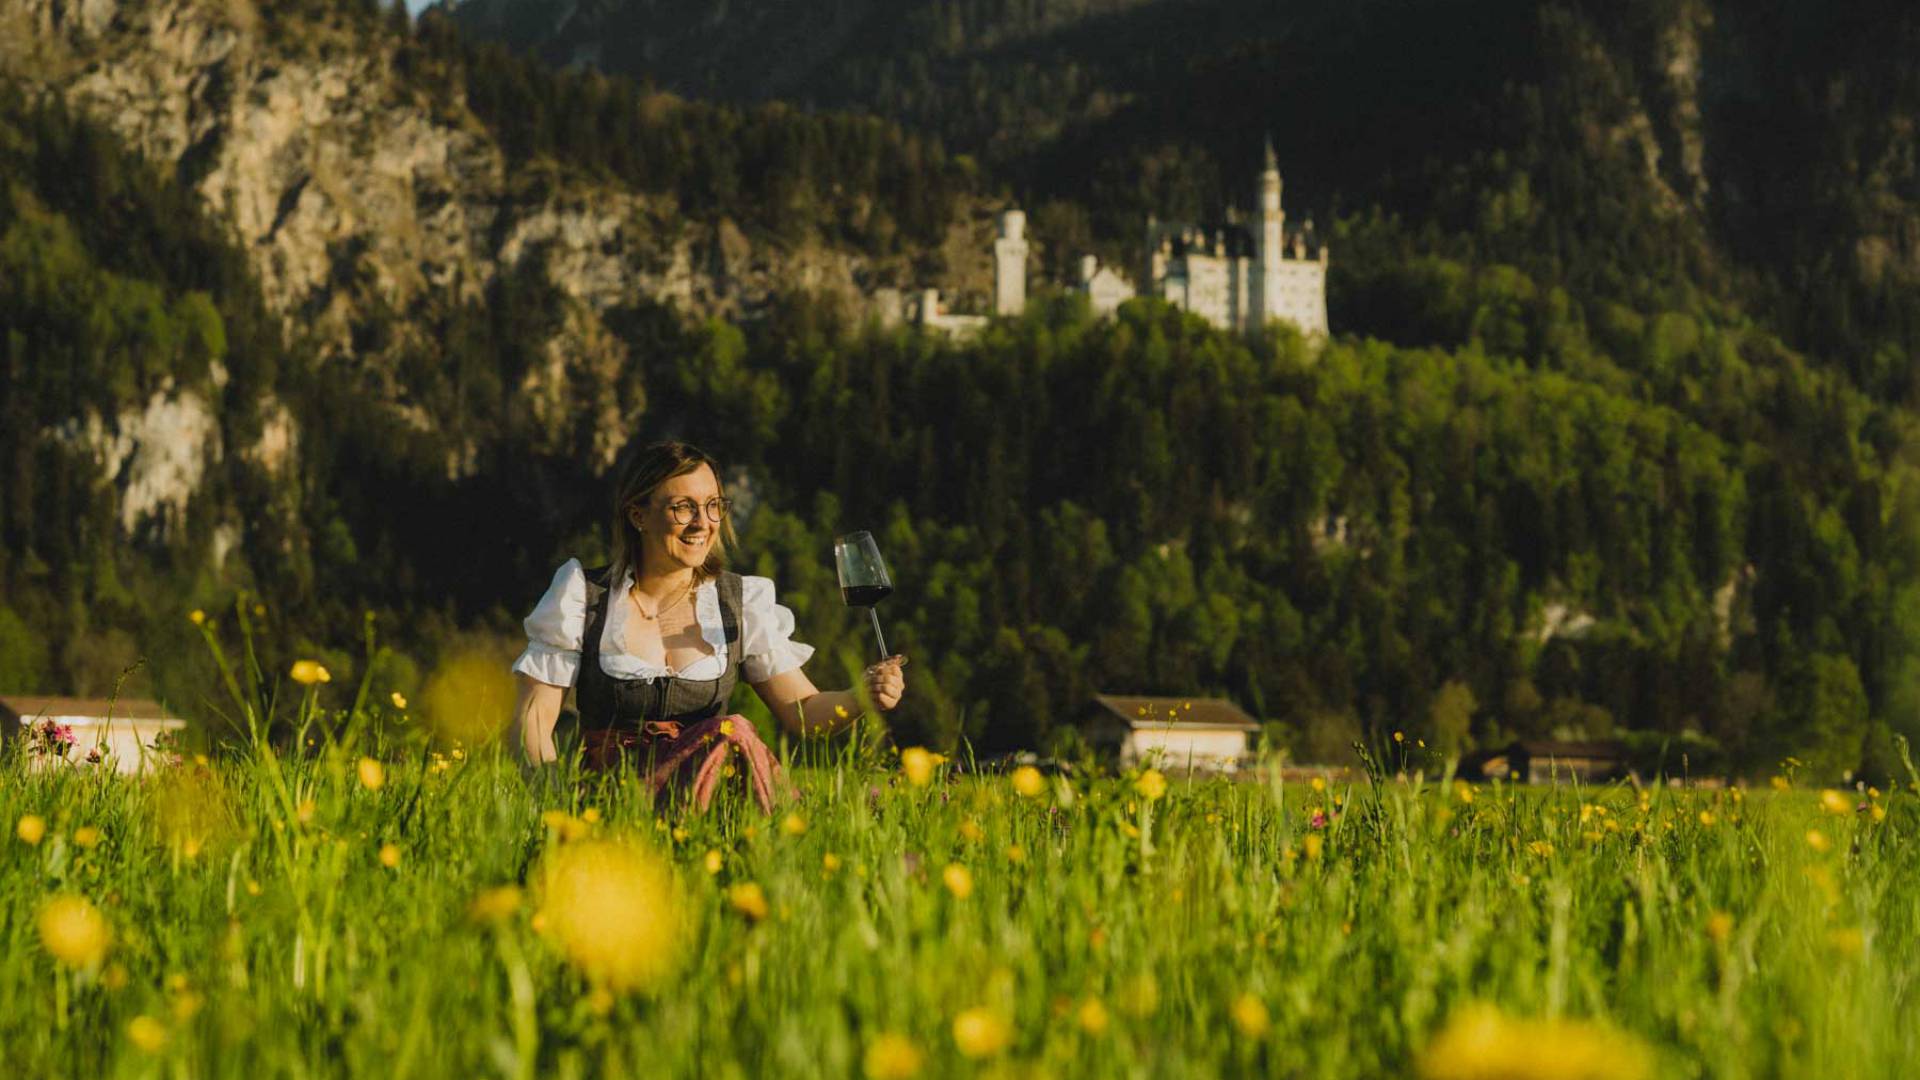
633, 577, 696, 621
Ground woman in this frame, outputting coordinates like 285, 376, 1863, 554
510, 440, 906, 807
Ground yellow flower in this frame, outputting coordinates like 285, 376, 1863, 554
1417, 1002, 1653, 1080
1229, 993, 1271, 1038
379, 843, 401, 868
581, 807, 601, 824
1828, 927, 1865, 958
862, 1033, 924, 1080
534, 839, 682, 992
901, 747, 937, 787
188, 609, 205, 626
1769, 775, 1791, 791
728, 882, 770, 922
37, 894, 111, 969
541, 809, 590, 842
943, 863, 974, 899
1011, 766, 1045, 798
73, 826, 102, 848
1819, 789, 1852, 815
390, 692, 408, 709
467, 885, 524, 926
720, 719, 736, 737
16, 814, 46, 846
1076, 997, 1110, 1035
127, 1015, 168, 1053
782, 813, 808, 837
1134, 769, 1168, 801
1870, 804, 1887, 823
290, 660, 331, 685
1527, 840, 1554, 858
958, 818, 985, 842
1705, 911, 1734, 944
1310, 776, 1327, 793
951, 1007, 1011, 1059
822, 852, 843, 873
1006, 844, 1027, 865
703, 849, 724, 875
356, 757, 386, 791
1303, 834, 1324, 862
1454, 781, 1474, 805
834, 704, 851, 719
1393, 731, 1405, 744
1697, 810, 1715, 827
1805, 829, 1831, 853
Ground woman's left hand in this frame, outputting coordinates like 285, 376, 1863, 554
865, 655, 908, 711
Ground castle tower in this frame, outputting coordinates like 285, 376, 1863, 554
1255, 135, 1284, 332
994, 209, 1029, 317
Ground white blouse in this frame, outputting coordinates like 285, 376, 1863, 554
510, 559, 815, 688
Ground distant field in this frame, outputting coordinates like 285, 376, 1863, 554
2, 738, 1913, 1078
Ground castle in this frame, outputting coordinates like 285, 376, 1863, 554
908, 139, 1328, 339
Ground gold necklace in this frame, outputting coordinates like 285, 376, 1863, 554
633, 578, 695, 621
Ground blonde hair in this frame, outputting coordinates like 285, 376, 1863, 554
609, 440, 736, 586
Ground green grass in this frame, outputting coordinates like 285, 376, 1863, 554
1, 736, 1914, 1078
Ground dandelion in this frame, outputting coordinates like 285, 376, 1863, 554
37, 894, 110, 970
467, 885, 523, 926
781, 813, 808, 837
188, 609, 205, 626
390, 692, 407, 709
943, 863, 974, 899
822, 852, 843, 873
1393, 731, 1405, 744
1527, 840, 1554, 858
1310, 776, 1327, 793
1769, 775, 1791, 791
863, 1033, 924, 1079
951, 1007, 1011, 1058
1303, 834, 1324, 862
127, 1015, 168, 1053
1698, 810, 1715, 827
1076, 997, 1110, 1036
1705, 911, 1734, 944
1454, 781, 1474, 805
534, 839, 682, 992
719, 719, 736, 737
581, 807, 601, 824
1805, 829, 1831, 853
1135, 769, 1168, 801
834, 704, 851, 719
1006, 844, 1027, 865
959, 818, 985, 842
1819, 789, 1852, 815
1011, 765, 1045, 798
72, 826, 102, 848
1417, 1001, 1653, 1080
728, 882, 770, 922
379, 843, 401, 869
703, 849, 724, 875
289, 660, 331, 685
356, 757, 385, 791
16, 814, 46, 846
1229, 993, 1271, 1038
901, 747, 937, 787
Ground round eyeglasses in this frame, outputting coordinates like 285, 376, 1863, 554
661, 496, 732, 525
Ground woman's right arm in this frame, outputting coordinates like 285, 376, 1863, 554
514, 674, 567, 764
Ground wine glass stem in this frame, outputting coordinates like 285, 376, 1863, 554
868, 607, 889, 661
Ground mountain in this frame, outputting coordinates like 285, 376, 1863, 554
5, 0, 1920, 777
449, 0, 1920, 399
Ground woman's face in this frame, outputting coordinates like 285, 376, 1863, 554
631, 464, 721, 573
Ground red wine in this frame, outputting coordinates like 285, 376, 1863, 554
842, 584, 893, 607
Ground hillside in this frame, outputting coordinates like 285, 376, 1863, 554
3, 0, 1919, 778
450, 0, 1920, 399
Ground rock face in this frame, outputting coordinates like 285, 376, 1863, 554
0, 0, 991, 531
0, 0, 923, 360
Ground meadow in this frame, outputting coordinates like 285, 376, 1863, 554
3, 704, 1916, 1078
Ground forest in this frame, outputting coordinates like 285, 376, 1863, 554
2, 0, 1918, 781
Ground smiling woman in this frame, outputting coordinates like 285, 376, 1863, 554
509, 441, 906, 806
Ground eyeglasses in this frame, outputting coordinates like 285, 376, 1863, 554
660, 496, 732, 525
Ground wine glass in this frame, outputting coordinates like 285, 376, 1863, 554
834, 531, 893, 660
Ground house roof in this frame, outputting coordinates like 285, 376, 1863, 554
0, 695, 181, 724
1088, 694, 1260, 731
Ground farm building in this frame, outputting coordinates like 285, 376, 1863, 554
1084, 694, 1260, 773
1, 695, 186, 774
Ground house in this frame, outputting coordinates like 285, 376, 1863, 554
1, 695, 187, 774
1084, 694, 1261, 773
1461, 740, 1630, 784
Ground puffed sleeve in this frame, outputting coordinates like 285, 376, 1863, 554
738, 575, 817, 683
511, 559, 589, 688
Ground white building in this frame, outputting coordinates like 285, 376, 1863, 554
1085, 694, 1261, 774
1144, 138, 1328, 337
